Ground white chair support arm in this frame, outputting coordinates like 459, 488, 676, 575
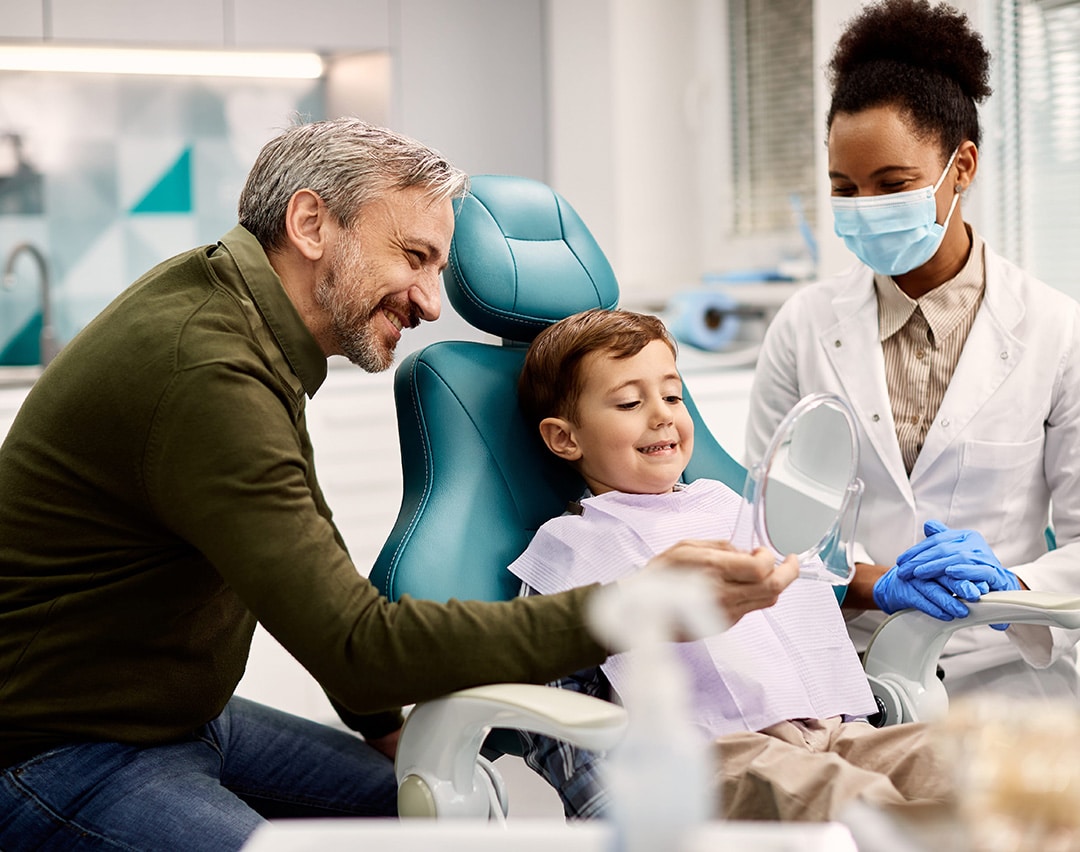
395, 683, 628, 819
863, 590, 1080, 725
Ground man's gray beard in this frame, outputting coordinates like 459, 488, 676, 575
335, 309, 393, 373
314, 268, 395, 374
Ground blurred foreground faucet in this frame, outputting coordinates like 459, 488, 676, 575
3, 241, 59, 366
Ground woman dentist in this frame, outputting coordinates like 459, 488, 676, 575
745, 0, 1080, 699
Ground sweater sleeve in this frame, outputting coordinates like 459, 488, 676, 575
144, 362, 607, 715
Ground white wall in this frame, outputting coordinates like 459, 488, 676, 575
544, 0, 618, 277
394, 0, 547, 179
812, 0, 863, 280
546, 0, 704, 306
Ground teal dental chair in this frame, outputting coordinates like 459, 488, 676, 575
370, 174, 745, 606
371, 174, 1080, 820
369, 174, 743, 818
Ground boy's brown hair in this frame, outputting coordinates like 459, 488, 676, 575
518, 308, 677, 429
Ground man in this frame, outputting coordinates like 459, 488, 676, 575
0, 118, 797, 850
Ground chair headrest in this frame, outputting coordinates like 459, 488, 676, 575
444, 174, 620, 342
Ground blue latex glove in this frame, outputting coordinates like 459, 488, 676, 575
872, 565, 979, 620
896, 520, 1021, 629
897, 521, 1005, 579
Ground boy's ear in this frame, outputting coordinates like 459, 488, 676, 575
538, 417, 582, 461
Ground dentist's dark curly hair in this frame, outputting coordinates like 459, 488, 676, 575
826, 0, 992, 156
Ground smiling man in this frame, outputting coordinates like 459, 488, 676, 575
0, 118, 799, 851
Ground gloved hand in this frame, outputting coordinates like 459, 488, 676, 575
897, 520, 1004, 577
896, 520, 1021, 629
872, 565, 980, 620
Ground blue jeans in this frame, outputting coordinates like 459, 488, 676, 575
0, 696, 398, 851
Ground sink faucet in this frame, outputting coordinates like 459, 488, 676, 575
2, 241, 59, 366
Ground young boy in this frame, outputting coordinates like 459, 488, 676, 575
510, 308, 953, 821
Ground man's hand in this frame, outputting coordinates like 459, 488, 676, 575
643, 540, 799, 627
365, 727, 401, 762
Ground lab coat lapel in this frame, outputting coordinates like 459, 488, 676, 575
820, 281, 912, 497
910, 261, 1026, 484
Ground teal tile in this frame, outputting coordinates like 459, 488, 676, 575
131, 148, 192, 214
0, 311, 40, 366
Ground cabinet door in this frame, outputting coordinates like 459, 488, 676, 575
50, 0, 226, 46
682, 369, 757, 464
0, 1, 44, 38
0, 385, 30, 440
232, 0, 390, 52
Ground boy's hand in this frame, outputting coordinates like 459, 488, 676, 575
644, 541, 798, 626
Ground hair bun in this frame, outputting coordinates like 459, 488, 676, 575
829, 0, 991, 103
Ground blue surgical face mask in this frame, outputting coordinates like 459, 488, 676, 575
831, 147, 960, 277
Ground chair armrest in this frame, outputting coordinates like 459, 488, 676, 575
863, 591, 1080, 724
395, 683, 628, 818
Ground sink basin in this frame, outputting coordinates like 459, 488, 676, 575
0, 366, 42, 388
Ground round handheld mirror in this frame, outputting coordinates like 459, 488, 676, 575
735, 393, 863, 584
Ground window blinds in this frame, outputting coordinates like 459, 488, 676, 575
992, 0, 1080, 299
727, 0, 816, 235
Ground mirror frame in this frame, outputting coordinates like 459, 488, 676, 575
739, 392, 864, 585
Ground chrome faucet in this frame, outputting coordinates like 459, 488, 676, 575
2, 241, 59, 366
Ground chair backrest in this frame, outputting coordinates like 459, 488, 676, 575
371, 175, 745, 604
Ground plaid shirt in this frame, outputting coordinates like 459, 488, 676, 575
517, 583, 614, 819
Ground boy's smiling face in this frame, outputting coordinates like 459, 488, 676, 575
541, 338, 694, 496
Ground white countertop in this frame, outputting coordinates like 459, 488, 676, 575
0, 365, 42, 388
242, 818, 858, 852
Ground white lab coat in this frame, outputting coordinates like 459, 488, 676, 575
745, 241, 1080, 699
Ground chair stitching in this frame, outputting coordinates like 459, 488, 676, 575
386, 352, 525, 595
386, 354, 433, 594
554, 195, 610, 308
449, 193, 583, 330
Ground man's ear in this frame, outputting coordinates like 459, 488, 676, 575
538, 417, 582, 461
284, 189, 331, 261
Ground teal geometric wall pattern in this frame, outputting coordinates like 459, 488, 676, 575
0, 311, 41, 366
0, 73, 324, 361
131, 147, 192, 214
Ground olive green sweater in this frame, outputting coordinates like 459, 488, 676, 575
0, 225, 605, 768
